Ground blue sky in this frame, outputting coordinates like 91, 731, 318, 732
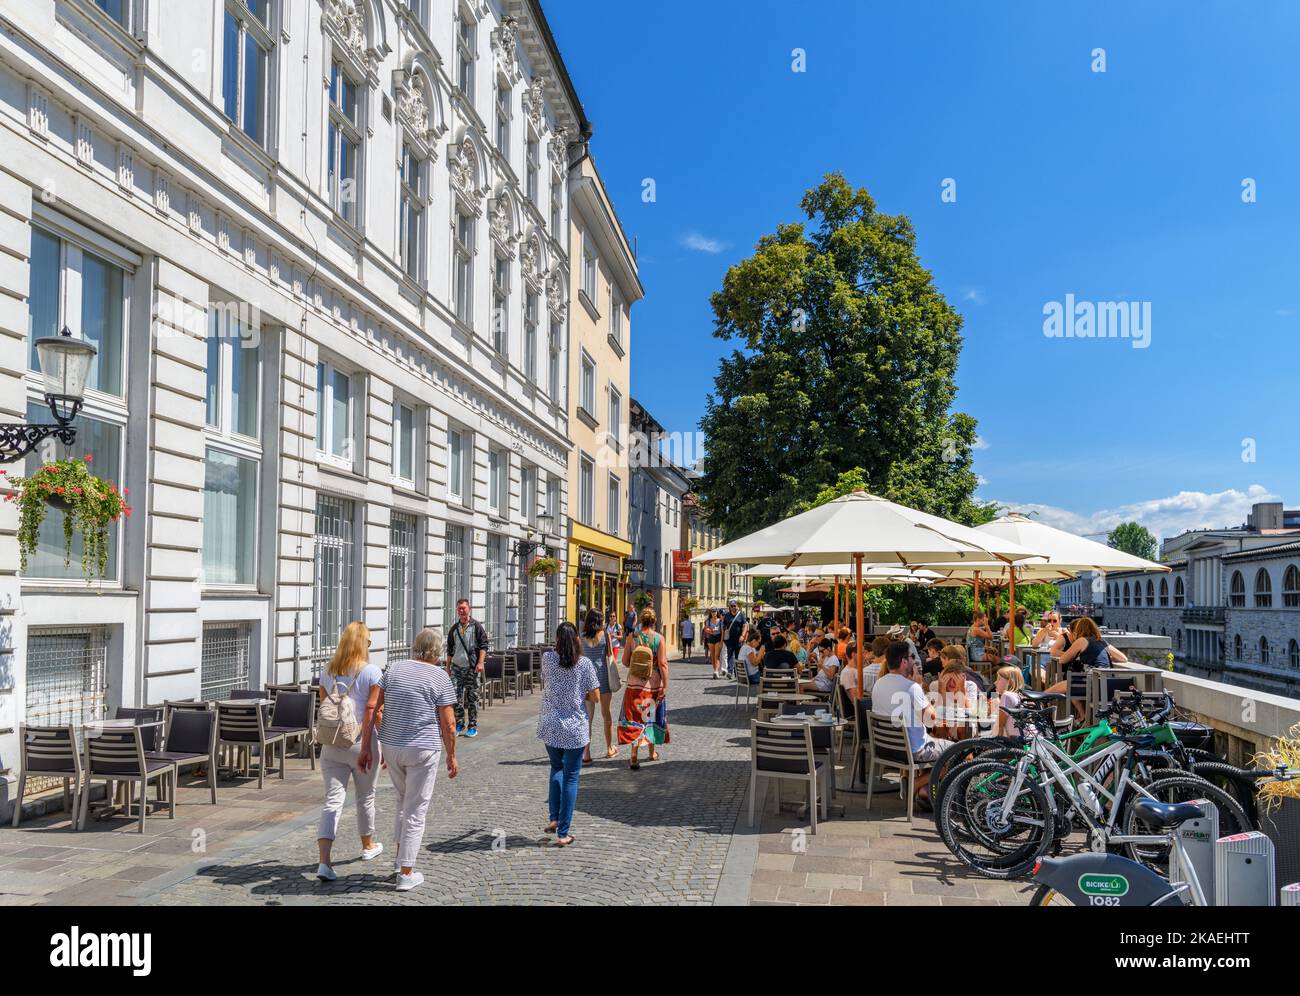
544, 0, 1300, 539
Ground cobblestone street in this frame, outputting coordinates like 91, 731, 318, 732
129, 659, 754, 906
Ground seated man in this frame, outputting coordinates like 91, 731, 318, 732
737, 631, 765, 685
799, 637, 840, 694
763, 634, 799, 671
871, 641, 954, 807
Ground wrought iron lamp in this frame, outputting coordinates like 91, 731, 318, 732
0, 327, 97, 463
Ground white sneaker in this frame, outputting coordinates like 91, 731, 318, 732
361, 842, 384, 861
316, 863, 337, 881
395, 870, 424, 892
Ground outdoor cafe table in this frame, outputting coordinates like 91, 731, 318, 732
1019, 646, 1054, 690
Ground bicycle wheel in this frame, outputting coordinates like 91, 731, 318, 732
931, 738, 1018, 813
1189, 761, 1260, 825
1028, 884, 1079, 906
938, 760, 1054, 879
934, 747, 1039, 854
1120, 773, 1253, 871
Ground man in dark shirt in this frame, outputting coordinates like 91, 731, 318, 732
763, 635, 799, 671
756, 612, 775, 651
723, 599, 747, 676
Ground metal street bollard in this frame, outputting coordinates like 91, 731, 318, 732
1215, 831, 1275, 907
1169, 799, 1217, 904
1282, 883, 1300, 907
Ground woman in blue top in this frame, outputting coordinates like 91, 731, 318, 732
537, 621, 600, 846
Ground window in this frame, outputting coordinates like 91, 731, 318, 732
1159, 578, 1169, 607
1174, 577, 1185, 607
201, 622, 252, 701
29, 226, 126, 397
548, 321, 561, 399
1145, 580, 1154, 606
222, 0, 273, 146
443, 523, 469, 631
456, 8, 475, 97
203, 449, 257, 585
520, 464, 536, 525
1122, 583, 1130, 607
1234, 634, 1242, 660
607, 474, 620, 536
579, 351, 595, 417
206, 303, 260, 439
610, 287, 623, 347
315, 361, 354, 464
447, 427, 471, 506
492, 255, 509, 354
327, 59, 361, 224
1290, 639, 1299, 669
581, 238, 597, 301
1260, 636, 1270, 665
392, 401, 415, 485
388, 513, 418, 663
524, 292, 538, 380
1285, 565, 1300, 608
23, 403, 122, 581
454, 211, 474, 325
608, 386, 621, 449
579, 454, 594, 525
495, 82, 510, 157
399, 141, 427, 280
1254, 568, 1273, 608
488, 448, 505, 516
484, 534, 506, 639
526, 135, 540, 204
94, 0, 127, 24
1229, 571, 1245, 607
546, 474, 559, 526
550, 171, 562, 233
311, 494, 356, 674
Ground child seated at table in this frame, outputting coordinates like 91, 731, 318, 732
993, 665, 1026, 738
921, 638, 945, 680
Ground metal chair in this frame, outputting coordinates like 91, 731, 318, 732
150, 708, 218, 805
748, 719, 829, 833
10, 724, 82, 828
267, 691, 316, 769
79, 724, 175, 833
216, 702, 286, 788
864, 713, 933, 824
115, 706, 164, 750
482, 654, 506, 706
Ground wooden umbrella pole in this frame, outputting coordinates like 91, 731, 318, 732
833, 575, 840, 633
1008, 566, 1017, 665
855, 553, 865, 693
974, 571, 980, 613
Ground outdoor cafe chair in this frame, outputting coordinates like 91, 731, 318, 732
114, 706, 164, 751
864, 713, 934, 824
10, 724, 82, 828
216, 701, 286, 788
482, 653, 506, 707
748, 719, 829, 834
502, 652, 530, 699
79, 723, 176, 834
267, 690, 316, 769
149, 708, 218, 805
733, 664, 756, 708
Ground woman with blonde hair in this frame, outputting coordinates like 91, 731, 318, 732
932, 644, 976, 741
993, 665, 1026, 738
358, 627, 459, 892
618, 607, 670, 770
315, 621, 384, 881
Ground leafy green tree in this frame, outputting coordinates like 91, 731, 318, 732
1108, 521, 1157, 562
698, 173, 982, 538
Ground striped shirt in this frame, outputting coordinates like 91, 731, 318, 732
377, 659, 458, 751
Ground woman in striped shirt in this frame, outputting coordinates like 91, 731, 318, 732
358, 627, 458, 893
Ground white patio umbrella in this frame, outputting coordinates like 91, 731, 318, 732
692, 492, 1042, 689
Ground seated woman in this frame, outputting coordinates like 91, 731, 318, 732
966, 610, 995, 664
921, 637, 945, 680
1045, 616, 1127, 721
799, 638, 840, 694
930, 645, 979, 740
737, 631, 765, 685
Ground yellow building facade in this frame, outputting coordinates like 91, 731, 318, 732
565, 156, 642, 624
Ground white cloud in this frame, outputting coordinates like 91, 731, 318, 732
681, 232, 727, 254
972, 435, 990, 451
976, 474, 990, 486
991, 484, 1280, 541
962, 287, 987, 306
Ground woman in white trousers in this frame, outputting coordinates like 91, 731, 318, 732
316, 621, 385, 880
358, 627, 459, 892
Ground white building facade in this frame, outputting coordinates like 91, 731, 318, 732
0, 0, 591, 814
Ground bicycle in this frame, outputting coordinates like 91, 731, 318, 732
936, 702, 1250, 879
1028, 766, 1300, 905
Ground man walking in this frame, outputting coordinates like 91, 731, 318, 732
446, 597, 489, 737
722, 598, 748, 679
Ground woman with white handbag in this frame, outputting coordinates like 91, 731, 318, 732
315, 620, 385, 881
579, 609, 619, 764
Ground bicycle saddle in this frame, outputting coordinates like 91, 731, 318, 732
1130, 799, 1206, 830
1021, 690, 1065, 703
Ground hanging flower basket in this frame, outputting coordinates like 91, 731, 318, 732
634, 590, 653, 611
4, 456, 131, 581
526, 555, 561, 579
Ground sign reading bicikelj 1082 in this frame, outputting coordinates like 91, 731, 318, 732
1078, 873, 1129, 897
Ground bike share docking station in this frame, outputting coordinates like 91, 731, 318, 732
1169, 801, 1286, 906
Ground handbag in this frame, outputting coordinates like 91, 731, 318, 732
606, 655, 622, 693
